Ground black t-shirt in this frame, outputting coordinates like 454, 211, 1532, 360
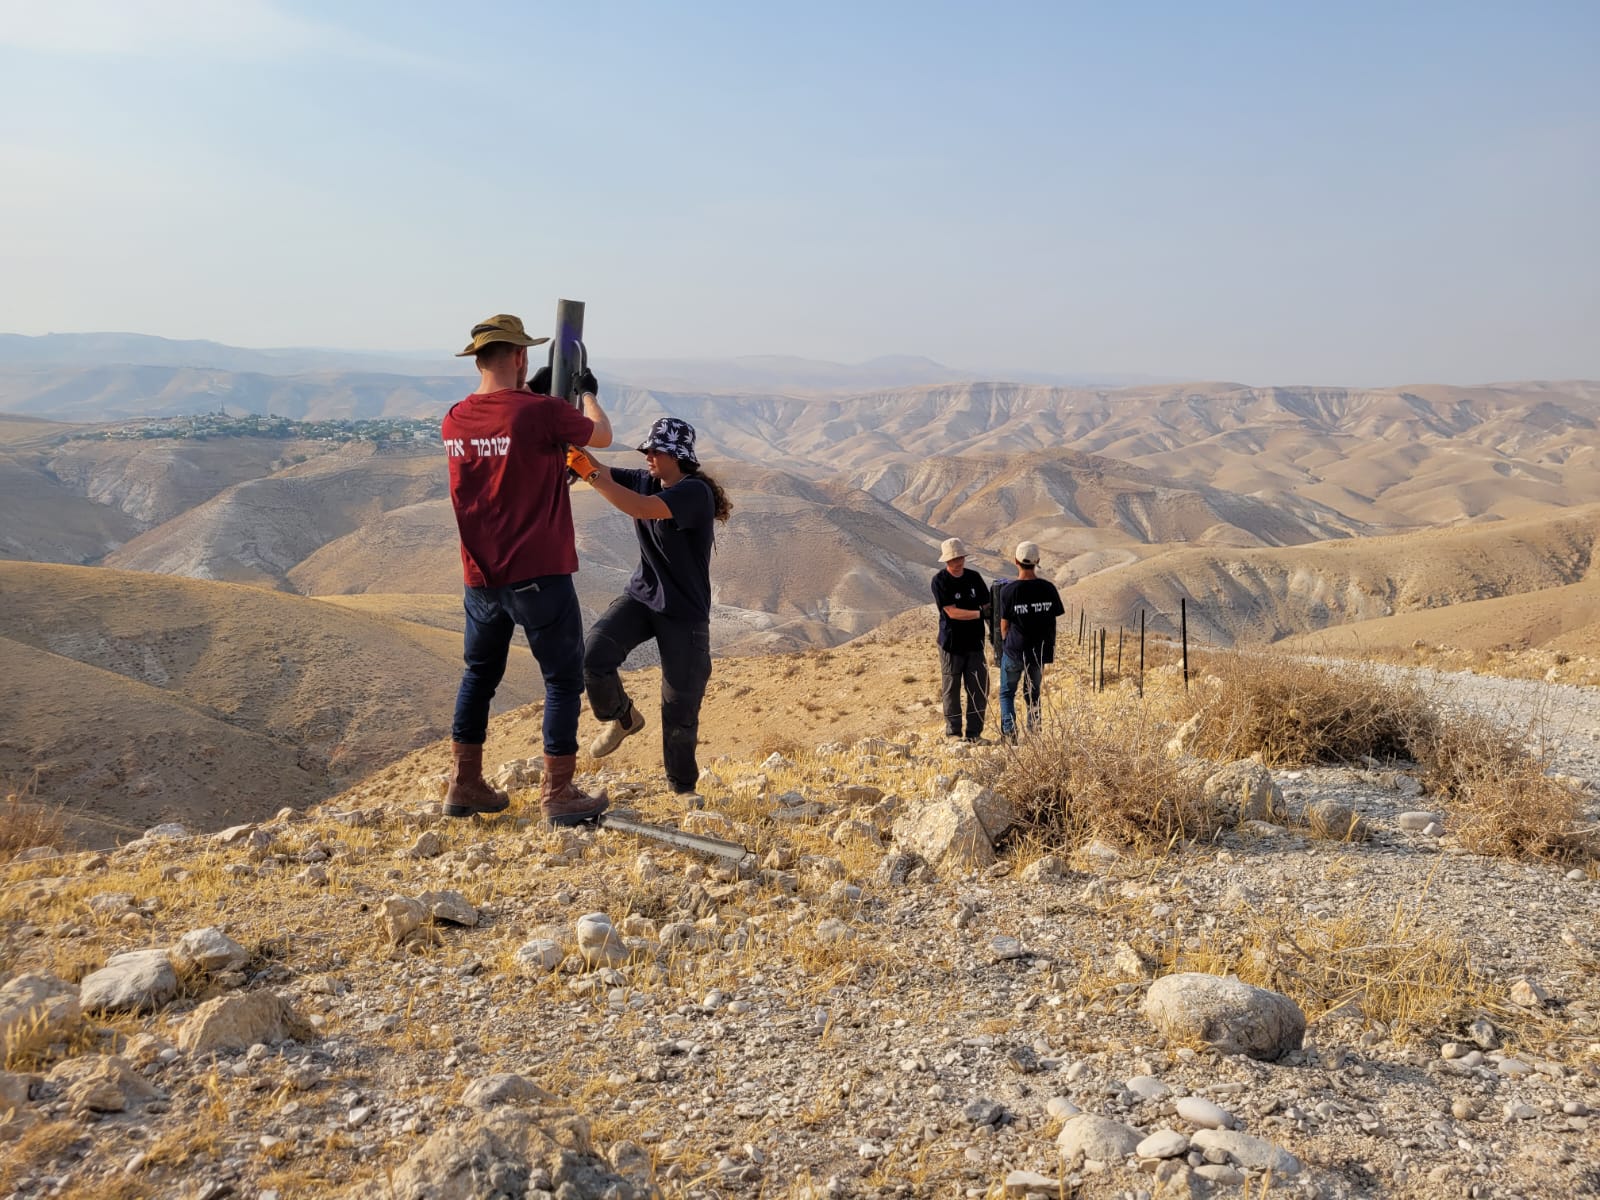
999, 577, 1066, 663
931, 568, 990, 654
613, 467, 715, 623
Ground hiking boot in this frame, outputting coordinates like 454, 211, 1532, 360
589, 704, 645, 758
443, 741, 510, 818
540, 753, 609, 826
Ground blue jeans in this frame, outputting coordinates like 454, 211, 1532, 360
452, 574, 584, 756
999, 653, 1043, 735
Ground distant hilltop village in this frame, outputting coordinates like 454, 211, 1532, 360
65, 412, 440, 447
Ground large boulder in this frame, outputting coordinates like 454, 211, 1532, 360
47, 1055, 161, 1116
0, 972, 81, 1059
948, 779, 1019, 842
1201, 761, 1284, 824
343, 1113, 648, 1200
575, 914, 627, 968
1143, 973, 1305, 1061
79, 949, 177, 1014
891, 798, 996, 871
1191, 1128, 1301, 1175
1056, 1114, 1144, 1162
172, 927, 249, 975
177, 991, 315, 1055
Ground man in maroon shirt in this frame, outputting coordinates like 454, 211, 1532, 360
440, 313, 614, 825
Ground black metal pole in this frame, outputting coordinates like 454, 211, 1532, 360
1180, 597, 1189, 693
1099, 627, 1106, 691
1116, 625, 1123, 675
1138, 609, 1145, 698
1078, 609, 1085, 646
550, 298, 586, 406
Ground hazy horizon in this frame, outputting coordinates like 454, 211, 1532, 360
2, 1, 1596, 386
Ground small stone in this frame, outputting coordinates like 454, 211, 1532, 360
1510, 978, 1549, 1008
989, 935, 1027, 962
1005, 1045, 1041, 1074
1190, 1128, 1300, 1176
172, 928, 249, 975
1567, 869, 1588, 882
379, 896, 427, 945
1057, 1114, 1143, 1162
1398, 811, 1440, 831
79, 950, 177, 1014
1504, 1102, 1538, 1121
963, 1098, 1004, 1126
408, 831, 443, 858
0, 972, 81, 1058
1452, 1098, 1478, 1121
461, 1073, 554, 1108
1193, 1164, 1245, 1186
1136, 1130, 1190, 1159
1143, 973, 1305, 1061
513, 939, 562, 975
419, 890, 478, 927
347, 1105, 372, 1128
1468, 1015, 1500, 1050
177, 992, 314, 1055
1125, 1075, 1171, 1101
1045, 1097, 1081, 1121
1003, 1170, 1061, 1195
1175, 1097, 1235, 1130
575, 913, 627, 967
815, 917, 855, 943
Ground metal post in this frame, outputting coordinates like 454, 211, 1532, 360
1099, 627, 1106, 692
550, 298, 586, 405
1078, 610, 1086, 646
1116, 625, 1123, 675
1138, 609, 1145, 698
1180, 597, 1189, 693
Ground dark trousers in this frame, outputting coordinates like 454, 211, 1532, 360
451, 574, 583, 756
585, 595, 712, 793
939, 648, 989, 738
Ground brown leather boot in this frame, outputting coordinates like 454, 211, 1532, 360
540, 753, 609, 826
443, 741, 510, 818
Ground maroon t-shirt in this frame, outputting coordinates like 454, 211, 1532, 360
441, 389, 595, 588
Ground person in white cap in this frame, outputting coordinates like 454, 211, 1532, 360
996, 540, 1065, 741
931, 537, 991, 741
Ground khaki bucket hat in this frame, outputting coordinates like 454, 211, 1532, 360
455, 313, 550, 357
938, 537, 968, 562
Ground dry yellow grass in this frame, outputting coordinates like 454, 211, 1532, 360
998, 687, 1211, 853
1176, 652, 1428, 766
1415, 713, 1596, 863
0, 773, 63, 862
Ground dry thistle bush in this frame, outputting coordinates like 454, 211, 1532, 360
1177, 652, 1430, 765
998, 694, 1210, 853
1414, 713, 1595, 863
0, 773, 65, 863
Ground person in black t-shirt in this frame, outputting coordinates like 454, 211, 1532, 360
996, 540, 1065, 741
566, 417, 732, 800
931, 537, 991, 741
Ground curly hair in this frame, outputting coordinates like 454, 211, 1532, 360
682, 462, 732, 523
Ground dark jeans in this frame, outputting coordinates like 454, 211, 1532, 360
586, 595, 712, 793
452, 574, 584, 756
999, 652, 1044, 734
939, 648, 989, 738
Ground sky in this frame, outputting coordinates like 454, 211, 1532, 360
1, 0, 1596, 386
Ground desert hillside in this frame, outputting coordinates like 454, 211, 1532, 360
0, 563, 542, 831
1057, 504, 1600, 645
1, 634, 1596, 1199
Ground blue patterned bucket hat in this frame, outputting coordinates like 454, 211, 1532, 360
636, 416, 698, 467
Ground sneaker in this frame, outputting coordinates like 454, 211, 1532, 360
590, 704, 646, 758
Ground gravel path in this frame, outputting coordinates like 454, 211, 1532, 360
1403, 667, 1600, 787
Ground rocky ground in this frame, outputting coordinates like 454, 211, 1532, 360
1, 658, 1597, 1200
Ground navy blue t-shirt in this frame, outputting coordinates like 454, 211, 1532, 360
999, 577, 1065, 663
612, 467, 715, 622
931, 567, 990, 654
